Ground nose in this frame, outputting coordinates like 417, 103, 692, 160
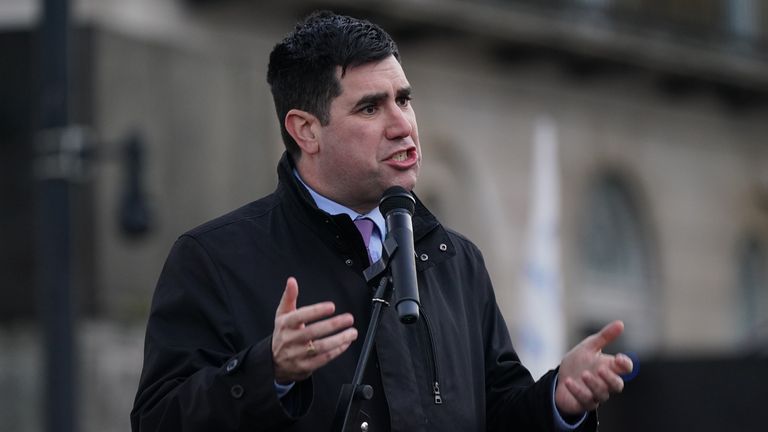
385, 104, 413, 140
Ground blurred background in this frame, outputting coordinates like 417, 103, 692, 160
1, 0, 767, 431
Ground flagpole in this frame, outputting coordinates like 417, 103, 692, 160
517, 115, 566, 380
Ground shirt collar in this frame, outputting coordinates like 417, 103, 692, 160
293, 169, 386, 236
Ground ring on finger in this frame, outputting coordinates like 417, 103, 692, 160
306, 340, 318, 357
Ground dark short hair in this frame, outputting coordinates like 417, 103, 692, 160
266, 11, 400, 156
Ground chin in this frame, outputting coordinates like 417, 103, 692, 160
404, 173, 420, 191
390, 179, 418, 193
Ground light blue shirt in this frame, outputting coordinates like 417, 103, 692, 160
278, 171, 586, 429
297, 174, 386, 262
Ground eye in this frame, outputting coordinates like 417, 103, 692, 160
360, 105, 378, 115
396, 96, 411, 108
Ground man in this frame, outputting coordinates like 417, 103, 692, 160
131, 11, 632, 432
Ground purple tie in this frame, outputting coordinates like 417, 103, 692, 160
354, 217, 375, 261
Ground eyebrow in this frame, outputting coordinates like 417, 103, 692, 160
353, 92, 387, 110
397, 87, 413, 100
352, 86, 413, 110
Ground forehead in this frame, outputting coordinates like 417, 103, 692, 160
334, 56, 410, 99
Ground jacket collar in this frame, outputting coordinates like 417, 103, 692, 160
275, 152, 440, 241
275, 152, 455, 271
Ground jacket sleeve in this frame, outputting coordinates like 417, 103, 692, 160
469, 245, 597, 432
130, 235, 312, 432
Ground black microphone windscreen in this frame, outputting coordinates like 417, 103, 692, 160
379, 186, 415, 216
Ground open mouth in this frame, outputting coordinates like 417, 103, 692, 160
391, 150, 409, 162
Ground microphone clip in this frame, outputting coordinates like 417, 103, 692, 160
362, 235, 402, 283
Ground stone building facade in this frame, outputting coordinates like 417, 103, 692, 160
1, 0, 767, 430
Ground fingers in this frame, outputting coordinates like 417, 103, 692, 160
566, 366, 626, 410
304, 312, 355, 342
274, 326, 358, 384
613, 352, 634, 375
303, 328, 358, 366
591, 353, 629, 394
556, 351, 629, 414
280, 314, 357, 359
275, 277, 299, 317
563, 377, 599, 412
292, 338, 356, 382
582, 371, 609, 403
597, 365, 625, 394
279, 301, 337, 329
583, 320, 624, 351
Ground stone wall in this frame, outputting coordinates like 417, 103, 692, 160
2, 1, 767, 431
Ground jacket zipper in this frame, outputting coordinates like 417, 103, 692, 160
420, 309, 443, 405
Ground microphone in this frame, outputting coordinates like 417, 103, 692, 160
379, 186, 420, 324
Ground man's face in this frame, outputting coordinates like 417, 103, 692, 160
312, 55, 421, 213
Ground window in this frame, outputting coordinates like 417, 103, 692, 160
582, 172, 648, 283
575, 170, 658, 353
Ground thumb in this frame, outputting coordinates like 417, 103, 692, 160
275, 277, 299, 317
583, 320, 624, 352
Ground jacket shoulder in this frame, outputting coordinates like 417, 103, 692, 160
443, 227, 485, 260
184, 192, 280, 239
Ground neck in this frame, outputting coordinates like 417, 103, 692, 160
294, 165, 376, 214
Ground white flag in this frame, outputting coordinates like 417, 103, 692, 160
516, 116, 566, 380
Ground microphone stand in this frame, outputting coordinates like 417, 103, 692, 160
330, 236, 400, 432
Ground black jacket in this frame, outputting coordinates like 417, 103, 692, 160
131, 153, 597, 432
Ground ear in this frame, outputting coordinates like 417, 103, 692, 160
285, 109, 321, 155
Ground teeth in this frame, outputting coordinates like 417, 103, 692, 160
392, 151, 408, 162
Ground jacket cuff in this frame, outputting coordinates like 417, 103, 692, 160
544, 368, 598, 431
551, 373, 588, 430
221, 336, 313, 428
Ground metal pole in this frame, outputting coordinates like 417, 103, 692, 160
37, 0, 77, 431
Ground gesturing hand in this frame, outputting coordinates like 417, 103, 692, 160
271, 277, 359, 384
555, 320, 634, 415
